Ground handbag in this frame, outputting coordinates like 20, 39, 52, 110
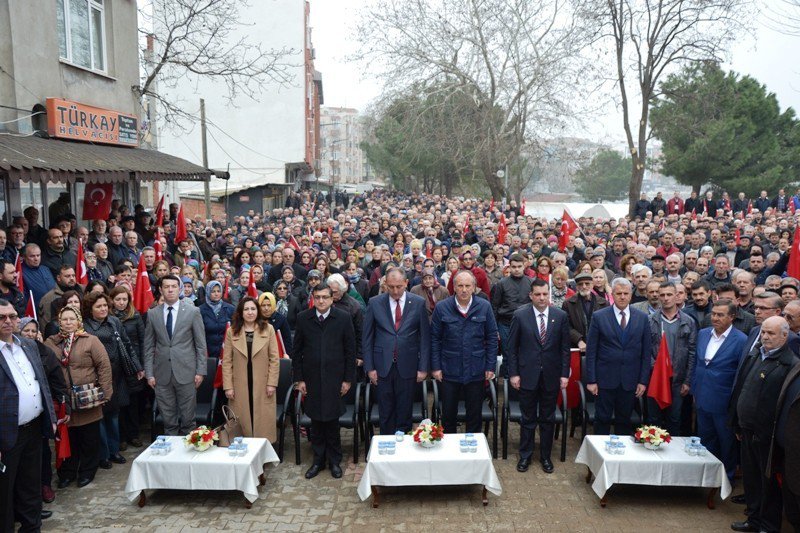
114, 329, 140, 378
64, 366, 106, 411
214, 405, 244, 447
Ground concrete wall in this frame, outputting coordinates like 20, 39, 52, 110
0, 0, 140, 130
155, 0, 310, 192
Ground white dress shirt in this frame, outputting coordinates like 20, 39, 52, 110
534, 306, 550, 336
390, 292, 407, 317
163, 301, 180, 335
614, 305, 629, 326
316, 309, 331, 321
456, 297, 473, 316
1, 337, 44, 425
704, 325, 733, 365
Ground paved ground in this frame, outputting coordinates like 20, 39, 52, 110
42, 424, 744, 532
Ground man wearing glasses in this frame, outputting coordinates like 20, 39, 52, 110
0, 300, 57, 531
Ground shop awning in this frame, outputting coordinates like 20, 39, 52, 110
0, 134, 211, 183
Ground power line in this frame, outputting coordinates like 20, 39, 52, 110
199, 115, 288, 164
205, 128, 284, 175
0, 111, 44, 125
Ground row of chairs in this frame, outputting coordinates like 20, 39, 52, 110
150, 357, 644, 465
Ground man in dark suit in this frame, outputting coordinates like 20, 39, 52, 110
363, 269, 430, 435
729, 316, 798, 533
507, 279, 570, 474
0, 299, 57, 532
431, 271, 498, 434
293, 284, 356, 480
585, 278, 652, 435
143, 275, 208, 436
767, 360, 800, 531
692, 299, 747, 480
562, 272, 608, 352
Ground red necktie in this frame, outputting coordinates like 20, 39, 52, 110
394, 299, 402, 331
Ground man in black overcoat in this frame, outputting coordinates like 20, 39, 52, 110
293, 284, 356, 480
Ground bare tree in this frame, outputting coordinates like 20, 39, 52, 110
355, 0, 590, 201
136, 0, 297, 127
763, 0, 800, 36
581, 0, 751, 216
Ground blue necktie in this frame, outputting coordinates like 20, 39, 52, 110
166, 306, 174, 340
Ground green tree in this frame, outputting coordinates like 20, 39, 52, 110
574, 149, 631, 202
651, 62, 800, 196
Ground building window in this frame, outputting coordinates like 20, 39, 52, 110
57, 0, 106, 72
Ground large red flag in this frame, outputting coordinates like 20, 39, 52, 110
153, 227, 164, 261
647, 333, 674, 410
133, 256, 155, 314
287, 235, 301, 251
558, 210, 578, 252
82, 183, 114, 220
497, 214, 508, 244
24, 290, 36, 319
154, 194, 166, 228
15, 252, 24, 293
54, 402, 71, 468
788, 226, 800, 279
75, 239, 88, 286
213, 322, 230, 388
174, 204, 188, 244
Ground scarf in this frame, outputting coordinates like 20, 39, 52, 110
206, 280, 224, 316
57, 305, 86, 367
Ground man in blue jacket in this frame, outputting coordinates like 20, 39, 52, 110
692, 299, 747, 481
585, 278, 652, 435
363, 269, 430, 435
431, 271, 498, 434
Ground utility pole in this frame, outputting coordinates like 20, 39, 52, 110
200, 98, 211, 220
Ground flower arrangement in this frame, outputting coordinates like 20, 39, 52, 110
634, 425, 671, 450
412, 419, 444, 448
184, 426, 219, 452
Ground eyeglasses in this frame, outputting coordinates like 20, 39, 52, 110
0, 313, 19, 321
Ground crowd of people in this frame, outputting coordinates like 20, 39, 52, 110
1, 186, 800, 532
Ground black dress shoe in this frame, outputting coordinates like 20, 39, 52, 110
330, 464, 343, 479
77, 477, 93, 488
516, 457, 531, 473
304, 464, 324, 479
128, 438, 144, 448
98, 460, 112, 470
41, 510, 53, 520
56, 478, 74, 489
730, 494, 746, 504
119, 441, 128, 452
540, 458, 554, 474
730, 521, 760, 532
110, 453, 127, 464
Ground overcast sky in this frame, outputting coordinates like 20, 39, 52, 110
310, 0, 800, 146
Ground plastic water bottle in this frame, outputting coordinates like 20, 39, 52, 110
460, 439, 469, 453
238, 443, 248, 457
469, 441, 478, 453
697, 445, 708, 457
395, 431, 404, 442
150, 442, 163, 455
228, 443, 240, 457
387, 442, 396, 455
378, 442, 386, 455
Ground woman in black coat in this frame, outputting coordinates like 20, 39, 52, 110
110, 286, 146, 448
258, 292, 293, 357
82, 292, 140, 467
273, 280, 301, 331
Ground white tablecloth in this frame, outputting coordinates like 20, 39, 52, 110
575, 435, 732, 499
124, 437, 280, 503
357, 433, 502, 501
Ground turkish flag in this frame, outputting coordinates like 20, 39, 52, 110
153, 228, 164, 261
82, 183, 113, 220
497, 214, 508, 244
213, 322, 230, 388
691, 208, 697, 221
788, 226, 800, 279
558, 210, 578, 252
276, 329, 288, 358
557, 349, 581, 409
222, 277, 230, 300
133, 256, 155, 315
75, 240, 88, 285
246, 268, 258, 298
24, 290, 36, 319
154, 194, 166, 227
490, 198, 495, 212
647, 333, 674, 410
463, 213, 470, 235
54, 402, 71, 468
287, 236, 301, 251
734, 228, 741, 247
15, 252, 24, 293
520, 198, 526, 216
747, 200, 753, 215
174, 204, 188, 243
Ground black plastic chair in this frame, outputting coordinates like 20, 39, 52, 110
275, 358, 295, 462
500, 375, 569, 461
430, 379, 498, 458
363, 380, 429, 457
151, 356, 218, 441
294, 381, 362, 465
577, 380, 645, 438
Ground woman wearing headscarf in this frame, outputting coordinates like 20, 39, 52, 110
273, 280, 301, 331
222, 297, 280, 441
82, 292, 140, 469
45, 305, 113, 489
410, 268, 450, 319
258, 292, 293, 358
109, 286, 146, 449
199, 280, 235, 359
